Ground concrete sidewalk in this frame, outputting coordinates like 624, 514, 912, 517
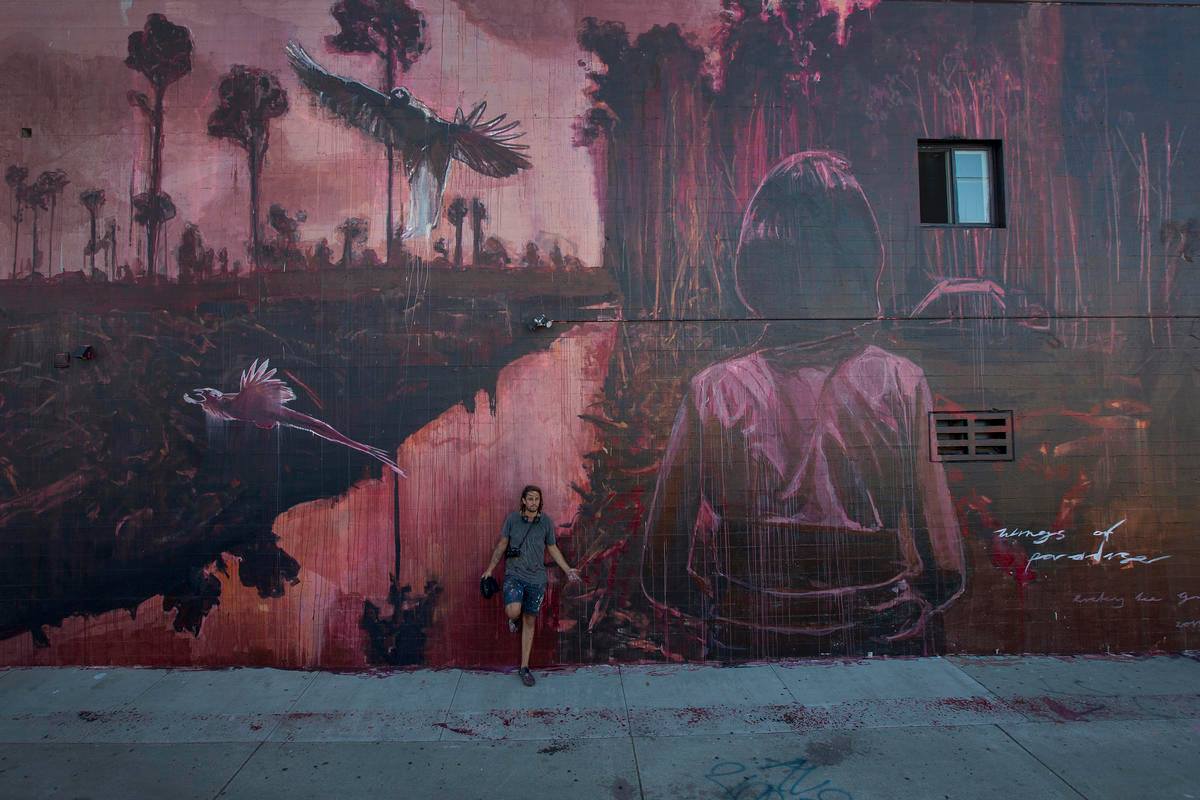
0, 655, 1197, 800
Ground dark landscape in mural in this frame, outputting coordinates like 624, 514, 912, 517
1, 0, 1198, 668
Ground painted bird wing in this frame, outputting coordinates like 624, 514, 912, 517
450, 101, 532, 178
285, 41, 431, 149
400, 103, 530, 238
238, 358, 297, 407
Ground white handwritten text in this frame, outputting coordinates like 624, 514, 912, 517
995, 527, 1066, 545
1025, 520, 1171, 573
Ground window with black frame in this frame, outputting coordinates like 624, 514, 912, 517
918, 140, 1004, 226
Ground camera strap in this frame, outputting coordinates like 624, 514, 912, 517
509, 515, 538, 556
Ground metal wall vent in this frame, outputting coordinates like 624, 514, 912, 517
930, 411, 1013, 462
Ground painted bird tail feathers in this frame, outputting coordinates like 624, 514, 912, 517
367, 446, 408, 478
278, 407, 407, 478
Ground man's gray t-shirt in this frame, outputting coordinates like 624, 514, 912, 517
502, 511, 556, 586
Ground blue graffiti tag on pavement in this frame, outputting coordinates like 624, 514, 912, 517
705, 756, 854, 800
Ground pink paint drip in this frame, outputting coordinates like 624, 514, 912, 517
817, 0, 881, 45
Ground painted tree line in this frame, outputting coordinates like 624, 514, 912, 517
573, 0, 912, 318
4, 166, 77, 279
7, 12, 283, 280
3, 1, 573, 283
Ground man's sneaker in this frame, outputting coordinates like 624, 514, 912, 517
519, 667, 536, 687
508, 619, 519, 634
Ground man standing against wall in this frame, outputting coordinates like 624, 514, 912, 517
483, 485, 582, 686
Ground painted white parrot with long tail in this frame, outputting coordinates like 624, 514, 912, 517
184, 359, 405, 477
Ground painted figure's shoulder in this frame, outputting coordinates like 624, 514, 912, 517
691, 352, 770, 386
854, 344, 927, 382
689, 353, 773, 421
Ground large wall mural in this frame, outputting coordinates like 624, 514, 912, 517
0, 0, 1197, 668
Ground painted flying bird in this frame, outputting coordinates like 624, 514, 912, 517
184, 359, 406, 477
285, 41, 531, 239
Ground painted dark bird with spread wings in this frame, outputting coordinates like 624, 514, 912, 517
285, 41, 531, 239
184, 359, 406, 477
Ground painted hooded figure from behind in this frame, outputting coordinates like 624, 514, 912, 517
640, 151, 966, 658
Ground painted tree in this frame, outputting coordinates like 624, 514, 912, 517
714, 0, 826, 206
23, 178, 50, 275
521, 241, 542, 269
470, 197, 487, 265
326, 0, 428, 265
268, 203, 302, 270
207, 66, 289, 270
176, 222, 214, 282
336, 217, 369, 267
577, 19, 720, 316
101, 218, 117, 274
269, 204, 300, 249
312, 238, 334, 270
432, 237, 449, 263
126, 13, 193, 276
446, 196, 468, 268
32, 170, 69, 275
478, 234, 510, 267
5, 165, 27, 278
79, 188, 106, 272
132, 192, 175, 278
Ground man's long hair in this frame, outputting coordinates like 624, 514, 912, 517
518, 484, 544, 514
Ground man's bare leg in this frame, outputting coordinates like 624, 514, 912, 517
505, 601, 521, 633
520, 612, 537, 669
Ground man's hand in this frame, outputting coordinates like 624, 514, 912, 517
566, 568, 582, 584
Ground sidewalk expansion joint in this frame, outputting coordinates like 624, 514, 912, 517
440, 669, 465, 742
208, 670, 321, 800
995, 723, 1090, 800
618, 665, 647, 800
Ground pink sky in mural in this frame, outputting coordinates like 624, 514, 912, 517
0, 0, 726, 272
